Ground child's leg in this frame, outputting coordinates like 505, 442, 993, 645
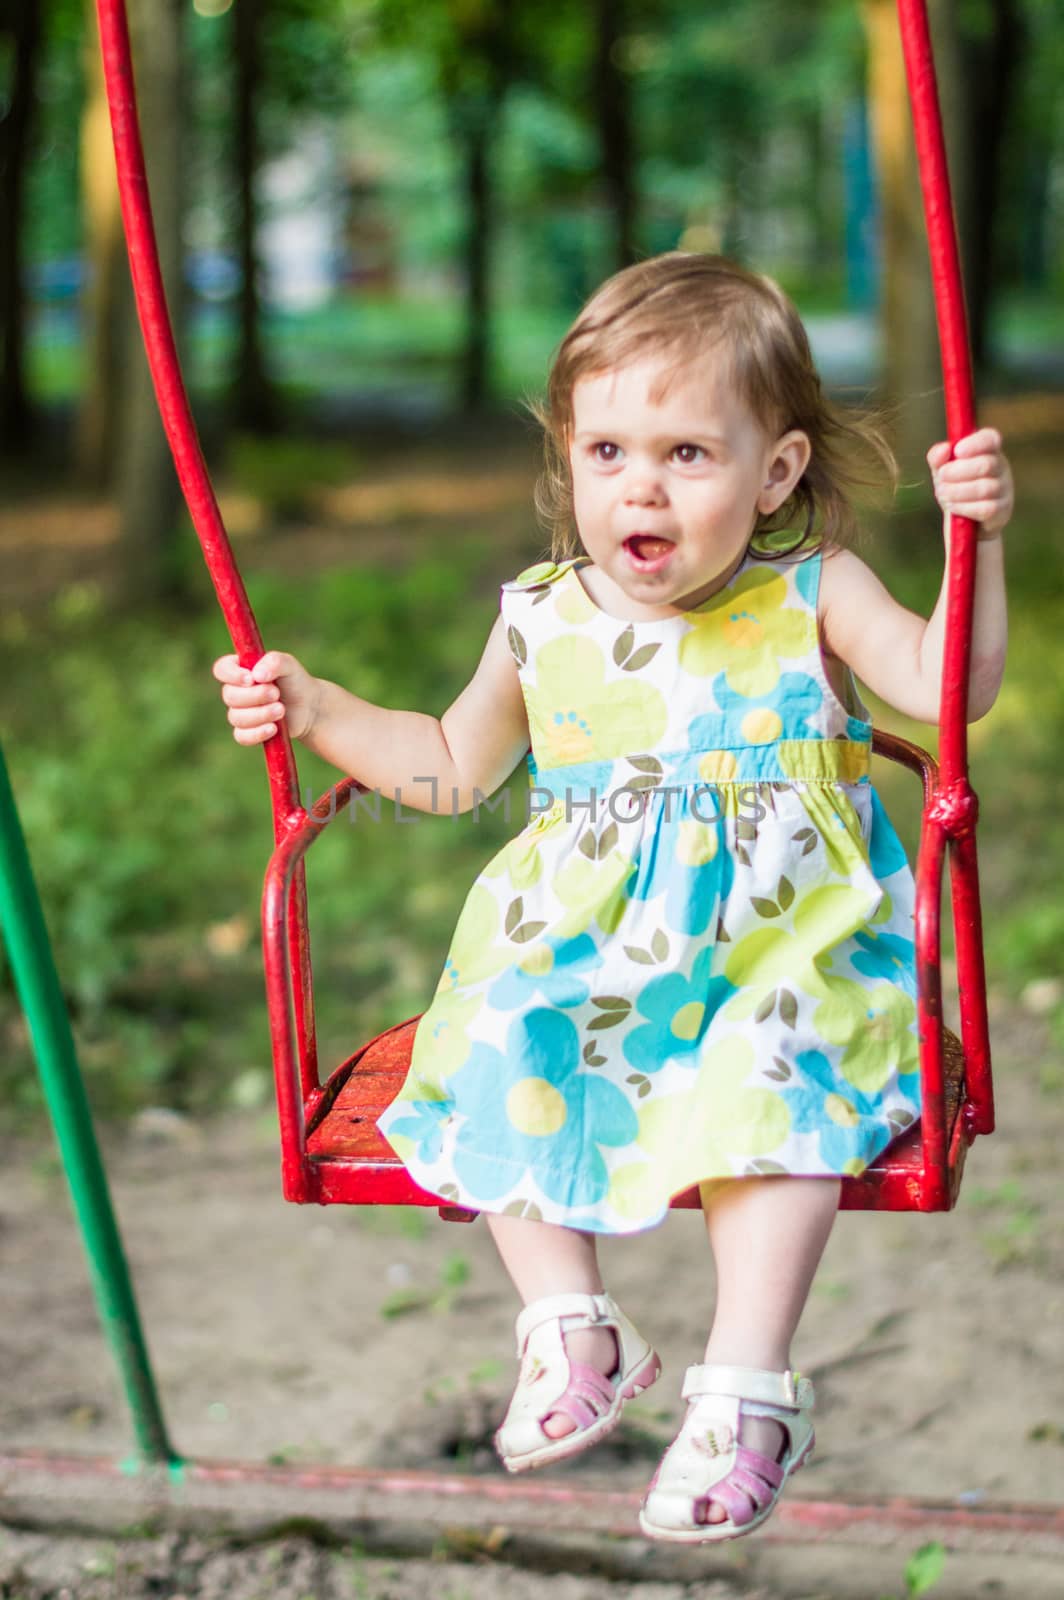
487, 1214, 618, 1440
697, 1175, 839, 1523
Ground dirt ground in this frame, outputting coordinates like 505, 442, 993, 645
4, 403, 1064, 1597
2, 989, 1064, 1599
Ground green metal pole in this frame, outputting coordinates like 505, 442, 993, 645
0, 739, 181, 1469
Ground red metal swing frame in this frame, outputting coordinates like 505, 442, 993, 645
95, 0, 992, 1215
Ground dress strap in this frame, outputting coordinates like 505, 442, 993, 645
499, 558, 580, 594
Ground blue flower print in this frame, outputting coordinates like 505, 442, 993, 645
627, 797, 736, 936
779, 1048, 920, 1173
867, 789, 910, 878
688, 671, 824, 753
850, 930, 917, 997
623, 946, 737, 1075
487, 931, 603, 1010
793, 551, 822, 608
382, 1097, 447, 1168
446, 1009, 639, 1210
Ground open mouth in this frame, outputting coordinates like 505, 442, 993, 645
624, 535, 676, 573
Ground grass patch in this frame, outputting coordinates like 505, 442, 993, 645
0, 482, 1059, 1128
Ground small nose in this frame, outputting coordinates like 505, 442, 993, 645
623, 459, 667, 506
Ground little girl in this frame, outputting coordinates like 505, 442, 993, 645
215, 254, 1011, 1543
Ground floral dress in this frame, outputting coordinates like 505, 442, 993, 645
377, 549, 920, 1235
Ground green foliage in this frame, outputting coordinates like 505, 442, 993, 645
227, 433, 361, 520
378, 1249, 471, 1318
879, 1540, 947, 1600
1, 484, 1061, 1130
904, 1541, 946, 1596
0, 537, 521, 1126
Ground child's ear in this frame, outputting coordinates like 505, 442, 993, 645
758, 430, 811, 514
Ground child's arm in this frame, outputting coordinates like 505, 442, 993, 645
818, 429, 1011, 725
213, 612, 531, 814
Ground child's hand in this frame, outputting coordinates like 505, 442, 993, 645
927, 428, 1013, 538
213, 650, 320, 745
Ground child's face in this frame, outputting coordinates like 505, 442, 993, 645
568, 356, 809, 613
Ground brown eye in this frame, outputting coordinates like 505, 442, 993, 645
594, 442, 621, 462
673, 444, 706, 464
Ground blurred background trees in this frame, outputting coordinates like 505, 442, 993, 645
0, 0, 1061, 587
2, 0, 1063, 1124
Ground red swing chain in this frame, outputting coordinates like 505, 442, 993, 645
94, 0, 992, 1210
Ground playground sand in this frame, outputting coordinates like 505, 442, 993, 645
2, 995, 1063, 1599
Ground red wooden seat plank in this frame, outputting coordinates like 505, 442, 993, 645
305, 1017, 969, 1212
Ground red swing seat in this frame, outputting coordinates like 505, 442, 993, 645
96, 0, 992, 1216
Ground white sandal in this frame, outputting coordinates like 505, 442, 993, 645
494, 1291, 662, 1474
639, 1364, 815, 1542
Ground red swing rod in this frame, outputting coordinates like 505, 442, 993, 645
94, 0, 324, 1161
93, 0, 993, 1206
897, 0, 993, 1152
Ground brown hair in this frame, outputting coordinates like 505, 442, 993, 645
533, 252, 897, 562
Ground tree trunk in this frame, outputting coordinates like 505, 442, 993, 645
232, 0, 277, 432
863, 0, 1015, 467
77, 0, 128, 486
862, 0, 942, 477
460, 115, 491, 413
116, 0, 186, 603
592, 0, 636, 270
952, 0, 1022, 370
0, 0, 41, 453
447, 0, 515, 416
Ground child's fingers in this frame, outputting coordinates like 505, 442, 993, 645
926, 441, 952, 471
937, 471, 1003, 506
232, 721, 278, 747
228, 701, 285, 731
222, 681, 280, 709
213, 653, 256, 686
251, 650, 299, 683
951, 427, 1002, 458
937, 448, 1002, 481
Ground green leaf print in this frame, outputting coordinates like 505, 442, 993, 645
792, 826, 818, 856
765, 1057, 792, 1081
511, 920, 548, 944
754, 990, 777, 1024
889, 1109, 916, 1134
582, 1043, 607, 1066
737, 817, 758, 842
505, 896, 524, 935
591, 995, 631, 1012
437, 1184, 460, 1201
778, 990, 799, 1029
626, 774, 662, 792
735, 844, 752, 869
504, 1198, 544, 1219
588, 1010, 628, 1030
578, 829, 597, 862
624, 945, 657, 965
777, 875, 795, 910
716, 917, 731, 942
598, 821, 620, 857
626, 1072, 653, 1100
628, 755, 663, 776
744, 1159, 789, 1176
613, 626, 636, 666
623, 643, 663, 672
651, 928, 670, 961
507, 625, 527, 667
751, 896, 782, 918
